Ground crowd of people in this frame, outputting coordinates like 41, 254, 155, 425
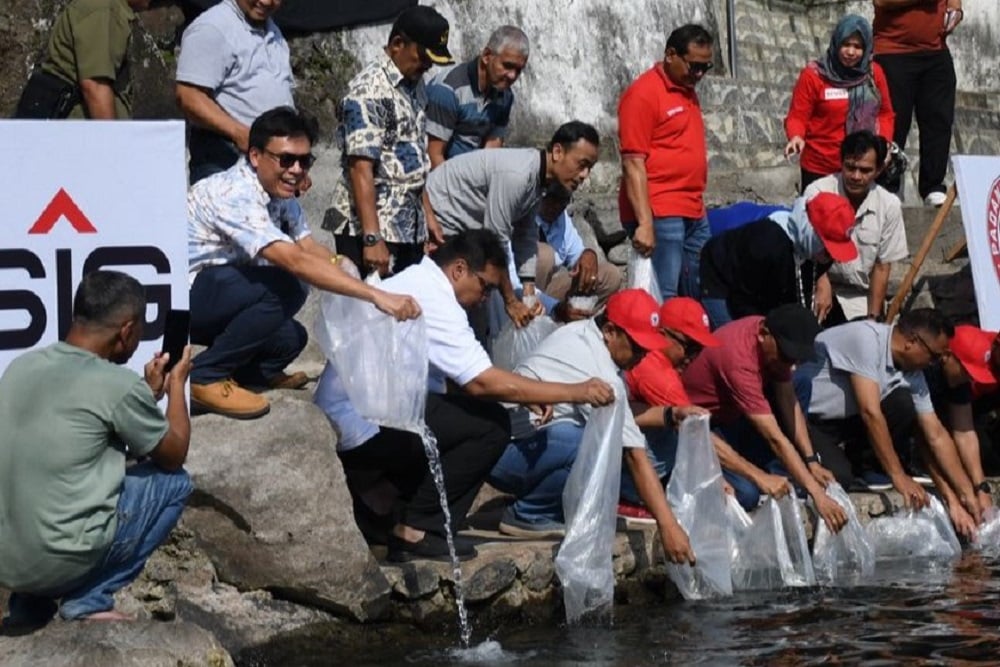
2, 0, 987, 626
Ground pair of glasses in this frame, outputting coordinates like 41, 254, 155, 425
683, 58, 713, 76
474, 272, 499, 295
913, 333, 947, 363
263, 149, 316, 170
665, 329, 702, 360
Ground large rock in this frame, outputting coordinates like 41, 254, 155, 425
0, 620, 232, 667
183, 393, 391, 622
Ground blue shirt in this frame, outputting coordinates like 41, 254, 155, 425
509, 210, 587, 291
426, 58, 514, 159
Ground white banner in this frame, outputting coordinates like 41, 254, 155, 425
953, 155, 1000, 331
0, 120, 188, 378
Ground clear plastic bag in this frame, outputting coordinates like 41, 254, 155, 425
730, 496, 815, 591
975, 506, 1000, 551
666, 414, 733, 599
554, 386, 626, 624
314, 281, 429, 433
627, 247, 662, 303
865, 495, 961, 561
491, 315, 559, 371
811, 483, 875, 586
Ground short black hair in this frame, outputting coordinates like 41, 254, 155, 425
431, 229, 508, 272
841, 130, 888, 165
72, 270, 146, 327
249, 106, 319, 152
666, 24, 713, 56
547, 120, 600, 152
897, 308, 955, 339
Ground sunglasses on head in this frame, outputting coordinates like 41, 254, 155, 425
263, 149, 316, 170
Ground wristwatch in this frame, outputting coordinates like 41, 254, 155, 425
362, 232, 383, 247
976, 480, 991, 494
804, 453, 822, 465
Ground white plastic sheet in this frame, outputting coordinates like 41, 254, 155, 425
730, 496, 815, 591
865, 496, 961, 561
491, 315, 559, 371
627, 247, 662, 303
554, 391, 626, 624
666, 414, 733, 599
314, 282, 429, 433
811, 483, 875, 586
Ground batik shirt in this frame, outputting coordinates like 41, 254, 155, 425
187, 158, 311, 285
327, 54, 430, 244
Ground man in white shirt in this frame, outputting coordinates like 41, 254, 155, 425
315, 230, 615, 562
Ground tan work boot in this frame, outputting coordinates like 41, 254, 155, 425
267, 371, 309, 390
191, 379, 270, 419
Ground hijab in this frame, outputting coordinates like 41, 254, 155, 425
810, 14, 881, 135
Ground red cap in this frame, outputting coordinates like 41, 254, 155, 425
606, 289, 668, 352
950, 325, 997, 385
806, 192, 858, 262
658, 297, 720, 347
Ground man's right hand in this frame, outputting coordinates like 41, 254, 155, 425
814, 490, 848, 533
372, 291, 421, 321
167, 345, 194, 394
505, 298, 537, 328
631, 223, 655, 258
363, 240, 392, 277
661, 520, 697, 566
893, 473, 930, 510
572, 378, 615, 406
754, 472, 793, 499
784, 136, 805, 159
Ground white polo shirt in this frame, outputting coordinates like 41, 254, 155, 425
314, 257, 493, 450
509, 320, 646, 449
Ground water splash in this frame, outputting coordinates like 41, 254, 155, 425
420, 426, 473, 648
446, 639, 527, 663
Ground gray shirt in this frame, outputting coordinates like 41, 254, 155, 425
799, 320, 934, 420
425, 147, 545, 279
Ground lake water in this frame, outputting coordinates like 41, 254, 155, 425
251, 553, 1000, 666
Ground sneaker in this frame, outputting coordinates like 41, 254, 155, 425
617, 500, 657, 525
861, 471, 893, 491
191, 379, 270, 420
924, 191, 947, 207
497, 508, 565, 539
267, 371, 310, 390
386, 532, 477, 563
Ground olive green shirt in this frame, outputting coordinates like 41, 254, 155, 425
41, 0, 136, 118
0, 343, 166, 593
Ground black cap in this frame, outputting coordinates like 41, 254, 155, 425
392, 6, 454, 65
765, 304, 821, 363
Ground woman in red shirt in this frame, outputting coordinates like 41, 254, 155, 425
784, 14, 895, 192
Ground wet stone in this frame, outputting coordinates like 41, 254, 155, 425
385, 562, 441, 600
464, 560, 518, 603
521, 554, 555, 592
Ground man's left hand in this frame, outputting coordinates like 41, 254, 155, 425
505, 299, 537, 328
943, 3, 963, 35
145, 352, 170, 400
670, 405, 710, 428
808, 461, 836, 486
571, 249, 600, 295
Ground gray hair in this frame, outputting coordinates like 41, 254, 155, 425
486, 25, 529, 57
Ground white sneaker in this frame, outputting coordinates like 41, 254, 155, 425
924, 191, 947, 207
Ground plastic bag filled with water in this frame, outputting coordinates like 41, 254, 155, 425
811, 482, 875, 586
627, 247, 662, 303
975, 506, 1000, 551
730, 496, 815, 590
555, 394, 626, 624
314, 273, 429, 433
865, 495, 961, 561
491, 315, 559, 371
666, 414, 733, 599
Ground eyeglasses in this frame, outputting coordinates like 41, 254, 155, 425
263, 149, 316, 170
665, 329, 702, 360
473, 272, 499, 295
913, 333, 947, 364
683, 58, 713, 76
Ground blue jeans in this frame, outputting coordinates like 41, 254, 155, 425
7, 463, 192, 623
488, 421, 583, 524
620, 427, 678, 505
626, 216, 711, 299
701, 298, 733, 331
717, 420, 787, 510
190, 265, 308, 385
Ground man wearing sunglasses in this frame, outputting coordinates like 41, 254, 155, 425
682, 305, 849, 534
795, 308, 981, 529
618, 24, 714, 302
188, 107, 421, 420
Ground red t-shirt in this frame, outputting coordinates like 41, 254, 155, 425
617, 63, 707, 221
874, 0, 948, 55
625, 350, 691, 406
784, 63, 895, 176
681, 316, 791, 424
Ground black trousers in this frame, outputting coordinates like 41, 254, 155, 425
874, 50, 956, 199
338, 392, 510, 535
807, 387, 917, 489
332, 233, 424, 277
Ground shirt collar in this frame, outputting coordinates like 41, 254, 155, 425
655, 61, 696, 99
226, 0, 272, 34
884, 323, 898, 373
237, 157, 271, 206
538, 148, 548, 189
834, 174, 877, 220
466, 57, 504, 102
380, 53, 409, 90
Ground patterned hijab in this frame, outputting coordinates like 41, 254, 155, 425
811, 14, 881, 134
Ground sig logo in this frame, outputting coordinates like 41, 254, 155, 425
0, 189, 173, 350
989, 177, 1000, 287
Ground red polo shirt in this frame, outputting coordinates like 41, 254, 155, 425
617, 63, 707, 222
625, 350, 691, 406
874, 0, 948, 54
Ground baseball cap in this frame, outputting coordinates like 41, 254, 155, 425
950, 325, 997, 385
606, 289, 668, 352
659, 297, 720, 347
391, 6, 454, 65
764, 304, 821, 363
805, 192, 858, 263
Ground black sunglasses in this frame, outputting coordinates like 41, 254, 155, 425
684, 58, 713, 75
263, 149, 316, 170
665, 329, 702, 359
474, 272, 499, 295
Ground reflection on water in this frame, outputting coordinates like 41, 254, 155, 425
256, 554, 1000, 666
